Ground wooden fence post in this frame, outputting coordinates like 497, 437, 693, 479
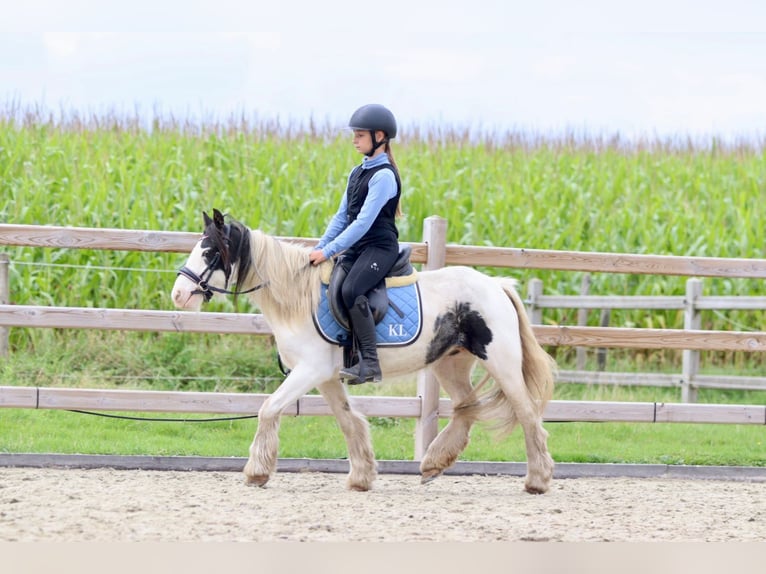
526, 278, 543, 324
414, 216, 447, 460
597, 308, 611, 371
576, 274, 591, 369
682, 278, 702, 403
0, 253, 8, 357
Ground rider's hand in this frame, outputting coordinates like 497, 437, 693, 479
309, 250, 327, 266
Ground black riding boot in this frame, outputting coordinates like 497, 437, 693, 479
339, 296, 382, 384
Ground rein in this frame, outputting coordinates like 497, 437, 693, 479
177, 249, 269, 302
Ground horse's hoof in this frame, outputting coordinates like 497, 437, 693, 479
524, 482, 548, 495
421, 469, 443, 484
347, 475, 374, 491
348, 483, 371, 492
244, 474, 270, 487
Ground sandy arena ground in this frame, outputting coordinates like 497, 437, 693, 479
1, 467, 764, 542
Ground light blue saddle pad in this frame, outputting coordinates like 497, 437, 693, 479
313, 282, 423, 347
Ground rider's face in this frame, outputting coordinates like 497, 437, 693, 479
353, 129, 383, 155
352, 129, 371, 154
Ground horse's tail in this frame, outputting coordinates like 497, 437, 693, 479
455, 277, 556, 435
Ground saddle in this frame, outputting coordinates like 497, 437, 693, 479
326, 244, 416, 330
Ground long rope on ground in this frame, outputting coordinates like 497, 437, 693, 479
66, 409, 258, 423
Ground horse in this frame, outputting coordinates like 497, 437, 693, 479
171, 209, 557, 494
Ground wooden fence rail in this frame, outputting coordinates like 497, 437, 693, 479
4, 222, 766, 276
2, 219, 766, 459
2, 385, 764, 425
0, 304, 764, 351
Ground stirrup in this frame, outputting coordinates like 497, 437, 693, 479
339, 362, 382, 385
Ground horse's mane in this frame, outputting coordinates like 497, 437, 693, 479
234, 223, 327, 325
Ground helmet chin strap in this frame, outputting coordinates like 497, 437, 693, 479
365, 130, 387, 157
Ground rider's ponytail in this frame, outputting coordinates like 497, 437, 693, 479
385, 141, 403, 218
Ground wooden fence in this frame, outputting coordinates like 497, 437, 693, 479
526, 277, 766, 401
1, 218, 766, 459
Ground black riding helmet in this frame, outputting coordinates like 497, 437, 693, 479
348, 104, 397, 156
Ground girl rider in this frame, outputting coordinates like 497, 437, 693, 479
309, 104, 402, 384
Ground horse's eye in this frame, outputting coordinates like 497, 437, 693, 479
202, 249, 214, 261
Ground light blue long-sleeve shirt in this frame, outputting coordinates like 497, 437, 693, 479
315, 153, 398, 259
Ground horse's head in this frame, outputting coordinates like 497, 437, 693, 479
171, 208, 254, 310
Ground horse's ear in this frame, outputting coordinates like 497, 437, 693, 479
203, 211, 212, 227
213, 208, 225, 228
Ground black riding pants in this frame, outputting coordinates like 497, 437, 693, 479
340, 244, 399, 310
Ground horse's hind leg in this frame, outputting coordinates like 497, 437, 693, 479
420, 351, 478, 484
484, 353, 554, 494
520, 415, 554, 494
318, 380, 377, 491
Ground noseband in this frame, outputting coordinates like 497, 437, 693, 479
177, 240, 268, 302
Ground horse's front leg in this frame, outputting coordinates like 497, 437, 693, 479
318, 380, 377, 491
243, 363, 325, 487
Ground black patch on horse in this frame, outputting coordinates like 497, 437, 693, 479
425, 302, 493, 364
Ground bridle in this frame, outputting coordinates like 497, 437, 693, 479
178, 251, 269, 302
177, 230, 268, 302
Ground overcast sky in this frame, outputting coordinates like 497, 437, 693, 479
2, 0, 765, 141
